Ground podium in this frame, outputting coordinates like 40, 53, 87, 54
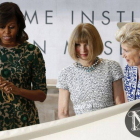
0, 100, 139, 140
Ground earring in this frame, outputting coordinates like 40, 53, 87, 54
76, 55, 79, 58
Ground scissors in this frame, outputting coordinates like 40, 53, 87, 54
1, 89, 14, 103
0, 77, 14, 103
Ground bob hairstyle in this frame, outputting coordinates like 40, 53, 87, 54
0, 2, 28, 43
68, 23, 103, 63
115, 22, 140, 49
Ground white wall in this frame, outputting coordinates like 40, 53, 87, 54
1, 0, 140, 79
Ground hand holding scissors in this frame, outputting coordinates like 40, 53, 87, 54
0, 76, 14, 103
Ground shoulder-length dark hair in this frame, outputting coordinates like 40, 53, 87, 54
0, 2, 28, 43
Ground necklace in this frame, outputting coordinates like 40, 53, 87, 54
74, 57, 100, 72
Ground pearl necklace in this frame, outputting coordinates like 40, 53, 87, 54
74, 57, 100, 72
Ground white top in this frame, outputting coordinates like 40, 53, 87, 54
56, 59, 123, 115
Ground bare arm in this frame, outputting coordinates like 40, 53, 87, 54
124, 89, 128, 102
122, 81, 128, 102
16, 88, 46, 102
58, 88, 70, 119
113, 78, 125, 104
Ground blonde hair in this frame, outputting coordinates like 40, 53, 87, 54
68, 23, 103, 63
115, 22, 140, 49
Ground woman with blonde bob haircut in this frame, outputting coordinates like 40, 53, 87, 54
57, 23, 124, 119
115, 22, 140, 101
68, 23, 103, 63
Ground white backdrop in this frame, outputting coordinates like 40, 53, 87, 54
1, 0, 140, 79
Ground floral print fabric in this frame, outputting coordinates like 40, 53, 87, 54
0, 42, 47, 131
57, 59, 123, 115
124, 65, 140, 101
